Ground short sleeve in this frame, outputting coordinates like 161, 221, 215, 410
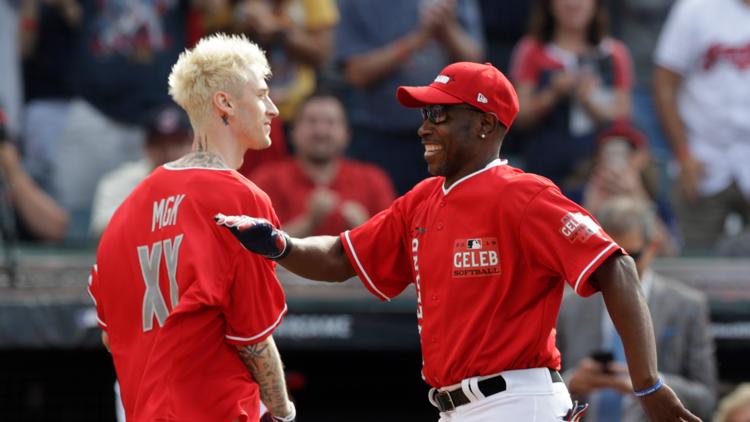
509, 37, 542, 85
87, 264, 108, 330
340, 198, 413, 301
223, 251, 287, 345
610, 40, 634, 90
519, 187, 623, 297
654, 0, 702, 74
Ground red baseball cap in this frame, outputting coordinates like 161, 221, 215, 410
397, 62, 520, 129
596, 120, 648, 150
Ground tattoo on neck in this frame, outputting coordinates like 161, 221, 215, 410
170, 151, 230, 169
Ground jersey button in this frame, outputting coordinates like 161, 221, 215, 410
431, 294, 438, 301
436, 222, 444, 230
439, 201, 446, 208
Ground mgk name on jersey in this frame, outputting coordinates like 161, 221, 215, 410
452, 237, 500, 278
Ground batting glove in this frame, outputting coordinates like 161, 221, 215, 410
214, 213, 292, 260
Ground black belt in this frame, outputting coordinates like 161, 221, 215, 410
432, 368, 563, 412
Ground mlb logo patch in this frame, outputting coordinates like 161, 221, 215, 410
452, 237, 500, 278
477, 93, 488, 103
467, 239, 482, 249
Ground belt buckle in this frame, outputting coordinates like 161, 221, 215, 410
435, 390, 456, 412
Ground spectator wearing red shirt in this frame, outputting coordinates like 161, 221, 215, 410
250, 92, 396, 237
509, 0, 633, 189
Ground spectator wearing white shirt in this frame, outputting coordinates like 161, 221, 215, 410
89, 105, 191, 236
653, 0, 750, 253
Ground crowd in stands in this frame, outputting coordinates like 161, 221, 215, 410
0, 0, 746, 255
0, 0, 748, 418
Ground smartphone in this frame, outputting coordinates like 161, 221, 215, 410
591, 350, 614, 373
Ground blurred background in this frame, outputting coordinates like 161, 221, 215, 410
0, 0, 749, 420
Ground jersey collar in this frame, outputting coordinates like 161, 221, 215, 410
442, 158, 507, 196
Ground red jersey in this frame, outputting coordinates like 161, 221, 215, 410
340, 160, 622, 387
510, 36, 633, 90
88, 165, 287, 422
250, 158, 396, 235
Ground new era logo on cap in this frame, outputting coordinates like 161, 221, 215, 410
477, 93, 488, 104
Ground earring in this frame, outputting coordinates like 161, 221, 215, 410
480, 133, 486, 139
221, 115, 229, 126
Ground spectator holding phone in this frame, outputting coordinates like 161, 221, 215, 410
557, 196, 717, 422
509, 0, 633, 189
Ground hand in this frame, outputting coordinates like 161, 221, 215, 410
568, 357, 626, 396
214, 214, 291, 260
575, 73, 601, 105
589, 163, 645, 198
419, 0, 455, 36
638, 384, 701, 422
340, 200, 369, 228
677, 156, 705, 203
550, 70, 577, 98
307, 187, 338, 224
234, 0, 281, 41
606, 361, 633, 394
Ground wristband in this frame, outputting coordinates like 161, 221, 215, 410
633, 377, 664, 397
273, 402, 296, 422
267, 232, 292, 261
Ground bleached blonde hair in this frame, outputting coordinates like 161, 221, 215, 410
714, 384, 750, 422
168, 33, 270, 126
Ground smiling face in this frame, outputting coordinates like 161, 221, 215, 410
416, 104, 487, 182
231, 65, 279, 151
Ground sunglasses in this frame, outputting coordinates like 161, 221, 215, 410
420, 104, 484, 124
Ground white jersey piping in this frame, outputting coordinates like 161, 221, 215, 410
162, 164, 233, 172
442, 159, 507, 195
225, 304, 288, 342
574, 242, 618, 294
343, 230, 391, 302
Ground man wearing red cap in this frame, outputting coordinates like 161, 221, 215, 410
215, 62, 700, 422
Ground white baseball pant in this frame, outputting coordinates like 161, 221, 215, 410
432, 367, 573, 422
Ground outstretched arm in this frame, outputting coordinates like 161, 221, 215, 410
592, 254, 701, 422
215, 214, 355, 282
236, 336, 295, 421
280, 235, 356, 282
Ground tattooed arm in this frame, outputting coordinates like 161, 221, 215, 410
236, 335, 295, 420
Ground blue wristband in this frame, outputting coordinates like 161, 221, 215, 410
633, 377, 664, 397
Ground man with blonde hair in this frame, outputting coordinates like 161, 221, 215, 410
88, 33, 295, 422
